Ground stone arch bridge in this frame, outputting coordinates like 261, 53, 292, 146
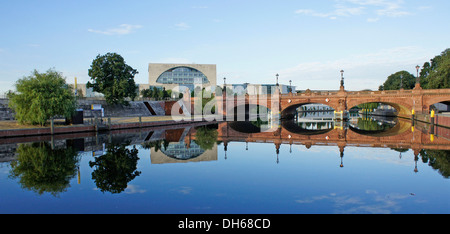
180, 86, 450, 119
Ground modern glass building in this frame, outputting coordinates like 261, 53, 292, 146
148, 63, 217, 93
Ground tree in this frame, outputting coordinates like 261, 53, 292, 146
87, 53, 138, 105
425, 49, 450, 89
152, 86, 160, 100
140, 88, 153, 99
419, 48, 450, 89
379, 71, 416, 91
7, 69, 76, 126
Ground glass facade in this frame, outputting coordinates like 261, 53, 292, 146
160, 141, 205, 160
156, 67, 210, 85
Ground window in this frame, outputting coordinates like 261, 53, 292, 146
156, 66, 210, 85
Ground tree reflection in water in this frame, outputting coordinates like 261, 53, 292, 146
194, 125, 218, 150
9, 142, 80, 197
420, 149, 450, 178
89, 142, 140, 194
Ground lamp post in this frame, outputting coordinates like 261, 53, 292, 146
415, 65, 420, 84
289, 80, 292, 93
400, 74, 403, 90
340, 70, 344, 88
223, 77, 227, 95
276, 73, 279, 86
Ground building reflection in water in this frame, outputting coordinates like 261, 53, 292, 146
150, 142, 217, 164
147, 125, 219, 164
3, 115, 450, 197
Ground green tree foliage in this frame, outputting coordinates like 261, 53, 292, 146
141, 87, 172, 100
9, 142, 80, 196
152, 86, 160, 100
379, 71, 416, 91
87, 53, 138, 105
7, 69, 76, 126
418, 48, 450, 89
425, 49, 450, 89
357, 102, 380, 110
140, 88, 153, 98
191, 87, 217, 114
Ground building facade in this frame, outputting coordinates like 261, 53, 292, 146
225, 83, 296, 95
148, 63, 217, 93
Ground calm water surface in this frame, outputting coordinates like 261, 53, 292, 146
1, 116, 449, 214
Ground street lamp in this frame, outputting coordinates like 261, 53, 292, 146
340, 70, 344, 87
400, 74, 403, 90
276, 73, 279, 86
289, 80, 292, 93
415, 65, 420, 84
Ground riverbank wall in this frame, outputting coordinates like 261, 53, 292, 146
0, 116, 215, 139
0, 98, 169, 121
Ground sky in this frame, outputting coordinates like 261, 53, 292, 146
0, 0, 449, 94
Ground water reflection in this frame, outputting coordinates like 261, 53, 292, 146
2, 115, 450, 202
350, 114, 397, 132
9, 142, 80, 196
420, 149, 450, 178
89, 142, 140, 194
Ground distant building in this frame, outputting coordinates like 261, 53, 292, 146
148, 63, 217, 93
70, 83, 103, 98
225, 83, 296, 95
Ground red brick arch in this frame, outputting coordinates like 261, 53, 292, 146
424, 95, 450, 108
280, 96, 342, 118
346, 98, 412, 116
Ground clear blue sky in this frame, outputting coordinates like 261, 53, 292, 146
1, 0, 449, 93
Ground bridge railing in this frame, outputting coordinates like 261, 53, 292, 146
289, 90, 418, 96
289, 91, 339, 97
346, 90, 412, 95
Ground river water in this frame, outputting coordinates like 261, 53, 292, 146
0, 113, 449, 214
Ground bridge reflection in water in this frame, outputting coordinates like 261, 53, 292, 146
141, 113, 450, 168
3, 115, 450, 198
2, 115, 448, 167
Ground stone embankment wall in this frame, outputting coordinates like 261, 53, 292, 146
0, 99, 15, 121
77, 99, 166, 118
0, 99, 167, 120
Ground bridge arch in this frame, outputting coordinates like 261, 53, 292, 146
347, 100, 412, 117
282, 101, 337, 119
425, 96, 450, 111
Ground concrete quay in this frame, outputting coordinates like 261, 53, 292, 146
0, 115, 216, 138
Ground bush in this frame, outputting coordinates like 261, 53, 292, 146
7, 69, 76, 126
